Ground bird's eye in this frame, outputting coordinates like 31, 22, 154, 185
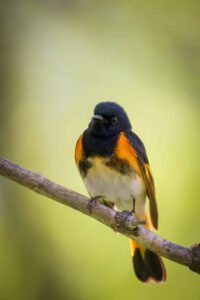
111, 116, 118, 125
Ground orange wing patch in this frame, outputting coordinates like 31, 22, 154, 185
115, 132, 158, 230
115, 132, 141, 175
75, 134, 83, 165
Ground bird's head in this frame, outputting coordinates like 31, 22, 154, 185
88, 101, 132, 137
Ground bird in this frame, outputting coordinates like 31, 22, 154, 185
75, 101, 166, 283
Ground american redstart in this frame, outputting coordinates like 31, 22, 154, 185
75, 101, 166, 282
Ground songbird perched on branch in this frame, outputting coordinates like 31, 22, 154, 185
75, 101, 166, 283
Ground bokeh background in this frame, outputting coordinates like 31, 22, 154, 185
0, 1, 200, 299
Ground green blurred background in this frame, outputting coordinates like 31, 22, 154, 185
0, 1, 200, 299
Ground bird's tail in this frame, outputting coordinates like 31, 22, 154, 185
129, 214, 166, 283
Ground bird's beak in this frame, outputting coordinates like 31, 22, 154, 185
89, 114, 106, 135
92, 114, 104, 121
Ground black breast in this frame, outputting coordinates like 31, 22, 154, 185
82, 129, 119, 158
78, 130, 118, 177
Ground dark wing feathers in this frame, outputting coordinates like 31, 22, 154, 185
126, 131, 158, 229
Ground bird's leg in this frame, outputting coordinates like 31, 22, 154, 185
116, 198, 136, 222
132, 198, 135, 213
87, 196, 102, 214
131, 197, 146, 226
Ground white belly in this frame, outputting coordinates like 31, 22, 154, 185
83, 157, 146, 215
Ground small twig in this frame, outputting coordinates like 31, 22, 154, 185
0, 157, 199, 274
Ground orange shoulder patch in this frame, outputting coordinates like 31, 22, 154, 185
75, 134, 83, 165
115, 132, 141, 175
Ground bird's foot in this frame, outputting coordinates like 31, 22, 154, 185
87, 196, 102, 215
115, 210, 146, 233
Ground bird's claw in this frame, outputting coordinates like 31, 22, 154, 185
115, 210, 146, 233
87, 196, 102, 215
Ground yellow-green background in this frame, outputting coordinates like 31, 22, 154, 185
0, 1, 199, 299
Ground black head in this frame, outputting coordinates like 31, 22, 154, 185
88, 101, 132, 137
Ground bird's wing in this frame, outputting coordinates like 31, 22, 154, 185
124, 131, 158, 229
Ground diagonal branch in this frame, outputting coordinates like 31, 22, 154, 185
0, 157, 199, 274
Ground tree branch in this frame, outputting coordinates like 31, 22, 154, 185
0, 157, 199, 274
